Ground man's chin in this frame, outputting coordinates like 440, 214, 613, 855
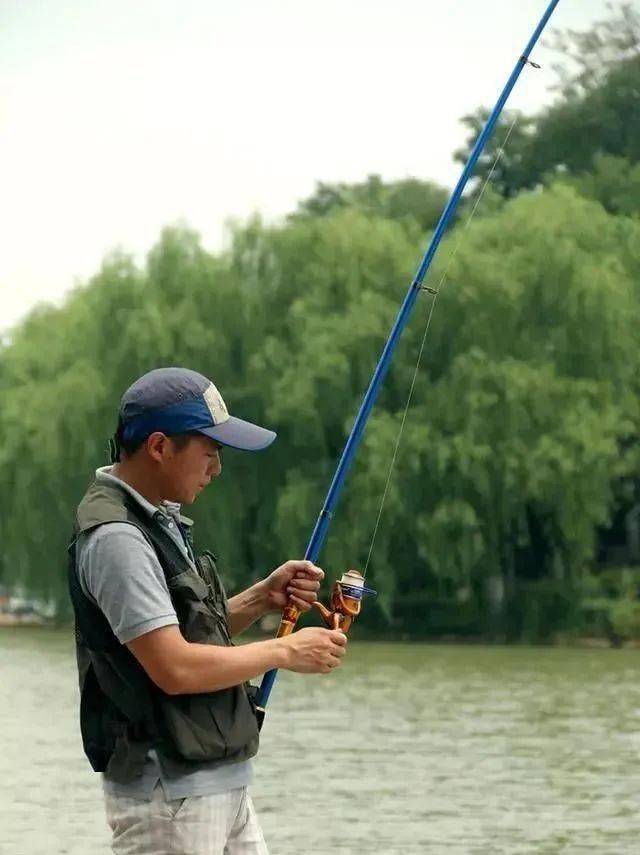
186, 487, 206, 504
180, 484, 209, 504
165, 491, 197, 505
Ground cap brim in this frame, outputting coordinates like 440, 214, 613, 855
197, 416, 276, 451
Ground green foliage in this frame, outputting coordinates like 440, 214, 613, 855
506, 580, 583, 643
581, 567, 640, 642
605, 600, 640, 638
2, 182, 640, 635
454, 110, 538, 199
291, 174, 449, 234
545, 2, 640, 98
560, 154, 640, 216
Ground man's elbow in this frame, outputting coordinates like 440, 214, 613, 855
127, 627, 194, 696
140, 668, 188, 695
158, 671, 185, 696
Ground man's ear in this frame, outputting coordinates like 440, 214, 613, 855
146, 432, 169, 463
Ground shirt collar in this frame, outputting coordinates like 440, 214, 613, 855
95, 465, 165, 520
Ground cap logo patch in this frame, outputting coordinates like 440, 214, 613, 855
203, 383, 229, 425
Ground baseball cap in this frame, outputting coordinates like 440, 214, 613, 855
115, 367, 276, 453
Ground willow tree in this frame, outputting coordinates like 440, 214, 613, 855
1, 183, 638, 637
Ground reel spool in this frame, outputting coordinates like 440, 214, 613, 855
312, 569, 376, 633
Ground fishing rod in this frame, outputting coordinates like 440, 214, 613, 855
256, 0, 562, 720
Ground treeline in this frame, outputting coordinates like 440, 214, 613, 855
1, 5, 639, 640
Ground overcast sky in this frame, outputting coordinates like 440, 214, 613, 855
1, 0, 611, 333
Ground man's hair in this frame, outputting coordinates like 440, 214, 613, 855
110, 422, 196, 463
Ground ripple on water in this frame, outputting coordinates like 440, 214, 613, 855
2, 631, 640, 854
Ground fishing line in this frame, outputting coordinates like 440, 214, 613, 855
362, 111, 521, 579
258, 0, 560, 715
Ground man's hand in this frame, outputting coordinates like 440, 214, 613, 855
262, 559, 324, 613
227, 560, 323, 637
279, 627, 347, 674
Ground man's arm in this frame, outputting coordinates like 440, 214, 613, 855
78, 523, 180, 643
127, 624, 347, 694
226, 560, 324, 637
226, 581, 270, 637
79, 526, 343, 692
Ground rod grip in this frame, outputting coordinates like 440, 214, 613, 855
275, 603, 301, 637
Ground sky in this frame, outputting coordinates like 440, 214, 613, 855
0, 0, 611, 333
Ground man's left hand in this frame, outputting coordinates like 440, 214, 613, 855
262, 560, 324, 612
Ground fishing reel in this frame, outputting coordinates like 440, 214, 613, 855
277, 569, 376, 637
312, 569, 376, 633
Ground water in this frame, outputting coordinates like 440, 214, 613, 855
1, 628, 640, 854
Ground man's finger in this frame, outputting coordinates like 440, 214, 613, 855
287, 578, 320, 593
286, 561, 324, 580
287, 588, 318, 602
288, 595, 314, 611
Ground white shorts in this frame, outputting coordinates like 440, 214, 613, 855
104, 782, 268, 855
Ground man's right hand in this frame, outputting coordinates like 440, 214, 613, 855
279, 627, 347, 674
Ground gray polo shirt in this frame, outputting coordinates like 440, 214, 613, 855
76, 465, 253, 800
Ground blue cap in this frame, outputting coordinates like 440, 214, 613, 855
118, 367, 276, 452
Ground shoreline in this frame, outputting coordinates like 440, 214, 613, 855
1, 619, 639, 648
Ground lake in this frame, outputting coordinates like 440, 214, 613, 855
1, 628, 639, 854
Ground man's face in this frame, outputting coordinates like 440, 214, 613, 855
162, 434, 223, 504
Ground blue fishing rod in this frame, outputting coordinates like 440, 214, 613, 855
257, 0, 562, 717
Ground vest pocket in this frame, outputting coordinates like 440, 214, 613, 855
166, 569, 229, 645
158, 685, 259, 762
158, 692, 227, 760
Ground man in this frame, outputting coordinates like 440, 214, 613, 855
68, 367, 347, 854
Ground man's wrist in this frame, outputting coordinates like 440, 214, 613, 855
269, 637, 290, 670
227, 581, 272, 637
251, 579, 273, 615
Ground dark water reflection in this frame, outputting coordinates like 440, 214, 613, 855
2, 630, 639, 854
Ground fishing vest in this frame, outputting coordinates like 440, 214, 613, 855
68, 479, 259, 783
